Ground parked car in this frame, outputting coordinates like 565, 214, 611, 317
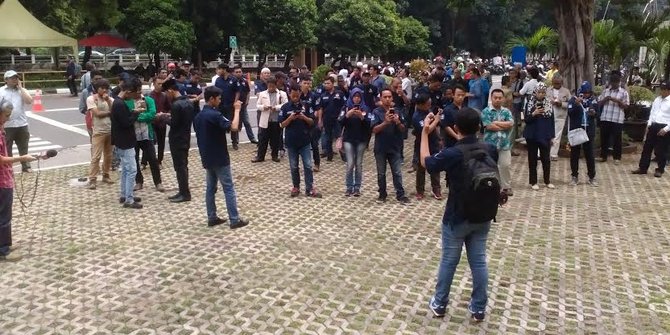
108, 48, 137, 55
78, 51, 105, 57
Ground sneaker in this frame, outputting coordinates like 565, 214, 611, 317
631, 169, 647, 175
230, 218, 249, 229
352, 190, 361, 197
123, 202, 143, 209
429, 296, 446, 317
415, 193, 425, 200
468, 305, 485, 322
613, 160, 621, 165
207, 217, 228, 227
531, 184, 540, 191
345, 190, 352, 197
307, 189, 322, 198
313, 165, 320, 172
232, 143, 239, 150
155, 184, 166, 192
588, 178, 599, 187
654, 170, 663, 178
398, 196, 410, 204
87, 182, 97, 190
290, 187, 300, 197
119, 197, 142, 204
569, 177, 578, 186
431, 188, 443, 200
546, 183, 556, 189
376, 195, 387, 203
102, 176, 114, 184
134, 183, 143, 191
0, 250, 22, 262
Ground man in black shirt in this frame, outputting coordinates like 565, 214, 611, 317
110, 76, 143, 209
233, 65, 258, 146
162, 79, 196, 203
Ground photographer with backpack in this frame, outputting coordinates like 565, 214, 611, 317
420, 107, 500, 322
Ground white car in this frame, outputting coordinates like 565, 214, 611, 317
78, 51, 105, 57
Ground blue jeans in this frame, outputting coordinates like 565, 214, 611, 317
205, 165, 240, 223
118, 148, 137, 204
320, 120, 340, 158
344, 141, 366, 192
434, 221, 491, 312
374, 151, 405, 198
287, 144, 314, 192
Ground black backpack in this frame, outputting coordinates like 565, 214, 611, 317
457, 142, 501, 223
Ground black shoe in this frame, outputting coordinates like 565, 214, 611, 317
230, 218, 249, 229
326, 156, 333, 162
596, 157, 607, 163
170, 195, 191, 203
654, 170, 663, 178
123, 202, 143, 209
397, 196, 410, 204
251, 158, 264, 163
320, 153, 327, 158
168, 193, 181, 200
376, 195, 387, 203
250, 139, 258, 144
232, 143, 239, 150
631, 169, 647, 175
207, 217, 228, 227
119, 197, 142, 204
272, 157, 280, 162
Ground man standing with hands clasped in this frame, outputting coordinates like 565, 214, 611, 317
632, 81, 670, 178
0, 70, 33, 173
482, 89, 514, 195
193, 86, 249, 229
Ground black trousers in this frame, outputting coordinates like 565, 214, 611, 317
416, 164, 440, 194
310, 127, 321, 167
154, 125, 167, 164
67, 77, 77, 95
599, 121, 623, 160
639, 123, 670, 173
527, 139, 551, 185
256, 122, 281, 160
135, 140, 162, 186
4, 126, 31, 171
170, 147, 190, 198
0, 188, 12, 255
570, 139, 596, 179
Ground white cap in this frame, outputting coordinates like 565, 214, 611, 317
260, 67, 271, 74
356, 62, 363, 67
4, 70, 18, 79
338, 69, 349, 78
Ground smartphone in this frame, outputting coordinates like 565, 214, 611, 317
535, 102, 543, 109
353, 104, 360, 109
389, 108, 395, 115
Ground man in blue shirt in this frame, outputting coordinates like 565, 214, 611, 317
232, 65, 258, 148
355, 72, 379, 109
420, 107, 498, 322
193, 86, 249, 229
299, 76, 321, 171
412, 94, 442, 200
214, 64, 240, 121
316, 77, 346, 161
279, 84, 322, 198
369, 89, 410, 204
369, 65, 386, 92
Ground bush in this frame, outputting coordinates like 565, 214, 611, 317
312, 65, 332, 86
628, 86, 655, 105
409, 59, 429, 83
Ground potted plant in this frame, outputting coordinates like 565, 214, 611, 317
623, 86, 655, 141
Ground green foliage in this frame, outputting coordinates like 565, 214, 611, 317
628, 86, 655, 105
317, 0, 403, 57
312, 65, 332, 86
408, 59, 430, 83
505, 26, 558, 59
119, 0, 195, 57
239, 0, 317, 62
386, 16, 431, 61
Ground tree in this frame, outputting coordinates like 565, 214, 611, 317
385, 16, 431, 61
119, 0, 195, 69
184, 0, 241, 65
505, 26, 558, 60
317, 0, 403, 64
76, 0, 123, 65
239, 0, 318, 71
554, 0, 595, 92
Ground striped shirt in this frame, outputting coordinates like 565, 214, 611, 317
598, 87, 629, 124
0, 130, 14, 188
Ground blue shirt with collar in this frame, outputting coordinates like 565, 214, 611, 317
368, 107, 405, 154
413, 86, 444, 109
278, 100, 315, 149
254, 80, 267, 94
214, 74, 239, 107
425, 135, 498, 225
317, 89, 346, 121
439, 103, 463, 148
236, 76, 250, 102
193, 104, 232, 169
413, 108, 440, 154
372, 76, 386, 92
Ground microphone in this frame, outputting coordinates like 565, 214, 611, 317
34, 149, 58, 160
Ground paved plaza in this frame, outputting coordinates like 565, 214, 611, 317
1, 143, 669, 335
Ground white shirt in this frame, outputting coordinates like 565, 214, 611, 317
0, 85, 27, 128
401, 77, 412, 97
648, 95, 670, 132
493, 56, 503, 66
211, 75, 219, 86
519, 79, 538, 96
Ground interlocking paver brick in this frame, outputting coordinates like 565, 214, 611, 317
1, 142, 669, 334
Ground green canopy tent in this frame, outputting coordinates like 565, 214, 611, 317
0, 0, 78, 62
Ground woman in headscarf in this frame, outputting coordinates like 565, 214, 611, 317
523, 82, 555, 190
338, 88, 370, 196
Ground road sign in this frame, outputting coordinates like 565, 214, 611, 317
229, 36, 238, 49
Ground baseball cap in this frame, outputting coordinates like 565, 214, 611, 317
183, 60, 191, 66
660, 80, 670, 90
167, 62, 176, 69
4, 70, 18, 79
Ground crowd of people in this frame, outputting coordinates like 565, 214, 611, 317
1, 55, 670, 324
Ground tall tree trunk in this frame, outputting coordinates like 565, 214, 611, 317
284, 54, 293, 70
154, 50, 161, 70
555, 0, 595, 92
257, 52, 267, 74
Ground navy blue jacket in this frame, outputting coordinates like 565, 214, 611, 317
317, 89, 346, 122
278, 100, 315, 149
339, 105, 371, 145
369, 107, 405, 154
523, 99, 555, 145
214, 75, 238, 107
439, 103, 463, 148
412, 108, 440, 154
355, 84, 379, 110
425, 135, 498, 225
194, 105, 232, 168
567, 96, 597, 139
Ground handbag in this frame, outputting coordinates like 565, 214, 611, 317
568, 128, 589, 146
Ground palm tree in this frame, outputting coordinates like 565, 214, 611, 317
505, 26, 558, 61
